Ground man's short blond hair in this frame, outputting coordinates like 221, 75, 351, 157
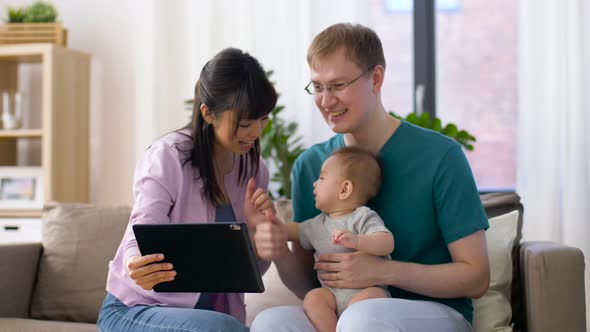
331, 146, 383, 203
307, 23, 386, 71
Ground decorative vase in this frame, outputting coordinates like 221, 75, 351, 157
1, 91, 23, 130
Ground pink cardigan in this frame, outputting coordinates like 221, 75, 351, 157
106, 131, 270, 323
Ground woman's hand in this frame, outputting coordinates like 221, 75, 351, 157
244, 178, 276, 232
314, 251, 387, 289
125, 254, 176, 290
253, 211, 290, 261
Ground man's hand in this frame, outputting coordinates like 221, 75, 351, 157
253, 211, 290, 261
332, 230, 358, 249
314, 251, 388, 289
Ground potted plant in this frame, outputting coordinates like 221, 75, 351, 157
10, 1, 58, 23
260, 103, 305, 200
389, 111, 476, 150
1, 1, 66, 46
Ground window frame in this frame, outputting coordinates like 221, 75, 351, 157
413, 0, 437, 118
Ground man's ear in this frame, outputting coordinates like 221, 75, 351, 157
200, 104, 214, 124
371, 65, 385, 94
339, 180, 354, 200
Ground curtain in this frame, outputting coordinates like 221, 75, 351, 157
517, 0, 590, 321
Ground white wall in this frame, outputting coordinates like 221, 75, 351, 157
57, 0, 170, 206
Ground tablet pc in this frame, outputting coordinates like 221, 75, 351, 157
132, 223, 264, 293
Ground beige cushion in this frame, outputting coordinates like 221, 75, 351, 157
30, 203, 131, 323
0, 318, 96, 332
472, 210, 519, 332
480, 192, 524, 328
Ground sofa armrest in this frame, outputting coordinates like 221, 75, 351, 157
0, 242, 42, 318
520, 241, 586, 332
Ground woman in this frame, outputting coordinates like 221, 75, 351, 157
98, 47, 277, 332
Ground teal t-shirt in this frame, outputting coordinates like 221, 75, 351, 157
291, 120, 489, 324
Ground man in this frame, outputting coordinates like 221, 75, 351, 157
251, 23, 489, 332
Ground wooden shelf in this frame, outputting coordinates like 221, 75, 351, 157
0, 129, 43, 138
0, 209, 42, 218
0, 44, 90, 216
0, 43, 49, 63
0, 24, 67, 47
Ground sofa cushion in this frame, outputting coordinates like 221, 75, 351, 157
0, 318, 96, 332
0, 242, 41, 319
480, 192, 525, 329
30, 203, 131, 323
472, 210, 519, 332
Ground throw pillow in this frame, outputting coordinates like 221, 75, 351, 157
472, 210, 519, 332
30, 203, 131, 323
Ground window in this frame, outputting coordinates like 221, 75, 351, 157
384, 0, 460, 13
371, 0, 414, 118
372, 0, 518, 191
436, 0, 517, 190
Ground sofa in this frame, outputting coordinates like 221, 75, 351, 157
0, 193, 586, 332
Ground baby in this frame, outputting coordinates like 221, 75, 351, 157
285, 146, 394, 332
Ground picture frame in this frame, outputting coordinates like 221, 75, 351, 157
0, 167, 43, 210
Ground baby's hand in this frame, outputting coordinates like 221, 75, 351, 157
332, 230, 358, 249
244, 178, 276, 232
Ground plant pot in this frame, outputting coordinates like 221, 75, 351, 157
0, 23, 68, 46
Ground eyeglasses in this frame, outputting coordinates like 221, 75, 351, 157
304, 65, 376, 96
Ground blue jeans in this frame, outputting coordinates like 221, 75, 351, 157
98, 293, 249, 332
250, 298, 472, 332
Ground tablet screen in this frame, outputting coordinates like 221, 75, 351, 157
133, 223, 264, 293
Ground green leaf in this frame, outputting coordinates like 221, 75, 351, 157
287, 122, 298, 131
389, 112, 476, 151
262, 119, 272, 135
431, 118, 442, 132
7, 7, 26, 23
258, 83, 306, 198
23, 1, 58, 23
442, 123, 458, 137
406, 113, 418, 124
389, 111, 403, 120
273, 105, 285, 114
417, 112, 430, 128
456, 130, 474, 140
289, 137, 303, 148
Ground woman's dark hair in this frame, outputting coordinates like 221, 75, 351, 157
180, 48, 277, 206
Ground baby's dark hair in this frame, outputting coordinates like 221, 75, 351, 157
331, 146, 383, 202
